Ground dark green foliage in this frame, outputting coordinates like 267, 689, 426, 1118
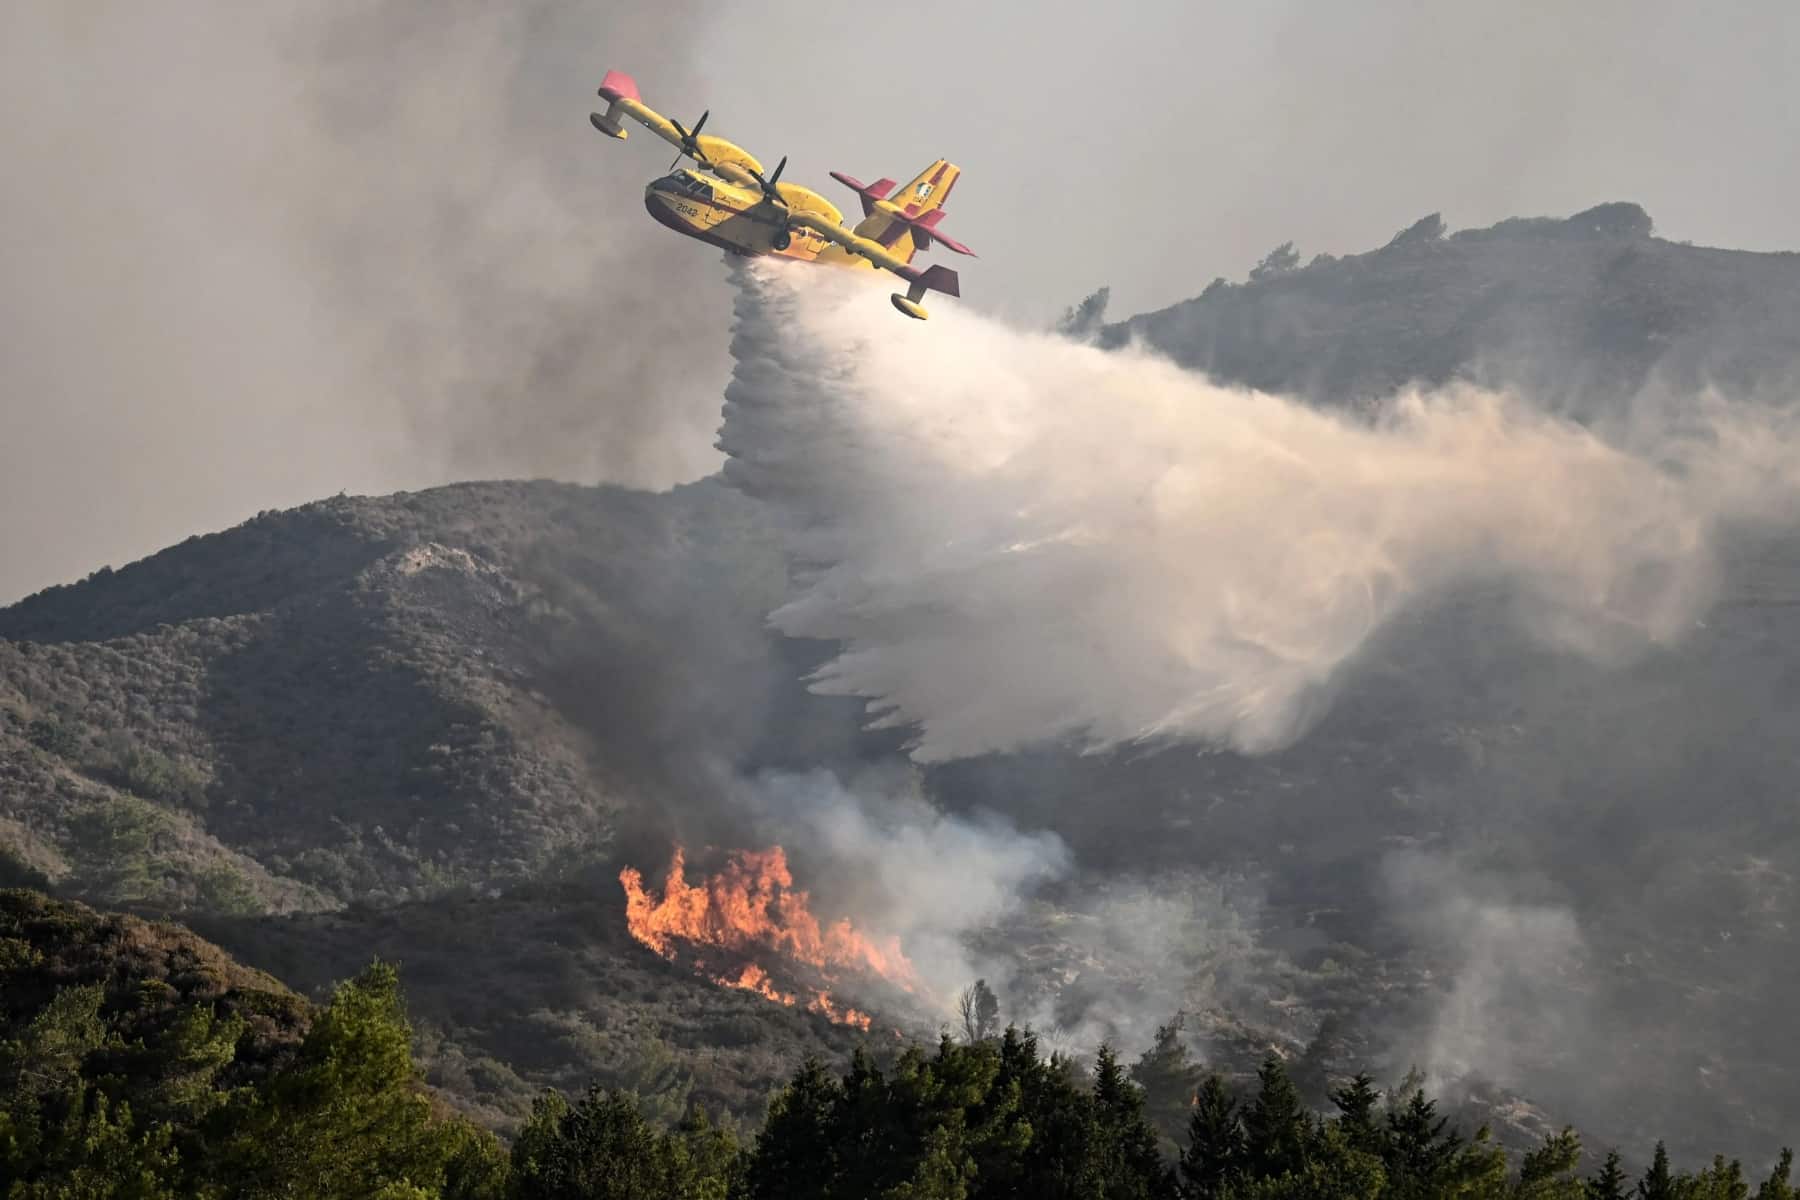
1131, 1015, 1204, 1150
1640, 1141, 1678, 1200
1248, 241, 1300, 282
1241, 1054, 1308, 1179
1381, 1083, 1471, 1197
1180, 1074, 1244, 1199
1514, 1127, 1583, 1198
24, 718, 78, 759
1056, 286, 1111, 339
94, 733, 208, 810
1330, 1073, 1383, 1159
209, 961, 503, 1198
507, 1087, 739, 1200
1756, 1148, 1795, 1200
1092, 1044, 1179, 1199
1585, 1148, 1628, 1199
748, 1057, 840, 1200
0, 891, 504, 1198
2, 889, 1796, 1197
195, 882, 873, 1134
1684, 1154, 1750, 1200
744, 1030, 1175, 1200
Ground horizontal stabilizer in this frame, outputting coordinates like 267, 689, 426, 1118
830, 171, 898, 217
896, 263, 960, 299
912, 220, 974, 257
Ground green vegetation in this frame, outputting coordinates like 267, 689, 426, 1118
2, 889, 1793, 1198
0, 889, 503, 1198
490, 1043, 1797, 1200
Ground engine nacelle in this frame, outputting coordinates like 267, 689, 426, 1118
691, 134, 762, 179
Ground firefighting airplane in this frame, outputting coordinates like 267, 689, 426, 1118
589, 69, 972, 319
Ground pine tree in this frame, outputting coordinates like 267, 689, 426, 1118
1130, 1016, 1202, 1151
1179, 1075, 1244, 1200
1688, 1153, 1749, 1200
505, 1087, 671, 1200
1586, 1148, 1629, 1200
1329, 1073, 1384, 1159
1757, 1148, 1795, 1200
1638, 1140, 1677, 1200
750, 1058, 843, 1200
213, 961, 471, 1199
1242, 1054, 1308, 1180
1516, 1127, 1583, 1198
1089, 1044, 1176, 1199
1382, 1086, 1463, 1199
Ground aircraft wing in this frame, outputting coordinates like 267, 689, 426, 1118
591, 69, 765, 177
788, 211, 961, 316
786, 211, 911, 274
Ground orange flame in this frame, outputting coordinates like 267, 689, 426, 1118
620, 845, 910, 1029
717, 964, 795, 1006
807, 991, 872, 1031
620, 845, 917, 989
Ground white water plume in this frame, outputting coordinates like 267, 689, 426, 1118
719, 260, 1800, 761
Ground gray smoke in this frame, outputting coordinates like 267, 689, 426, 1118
718, 260, 1800, 762
0, 1, 728, 603
1381, 850, 1587, 1097
734, 764, 1070, 1008
738, 764, 1278, 1051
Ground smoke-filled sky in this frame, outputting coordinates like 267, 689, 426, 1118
4, 0, 1798, 603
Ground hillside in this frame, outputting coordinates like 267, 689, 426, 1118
4, 205, 1800, 1165
0, 479, 815, 911
1101, 202, 1800, 415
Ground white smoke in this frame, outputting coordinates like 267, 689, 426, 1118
1382, 850, 1588, 1096
719, 260, 1800, 761
734, 764, 1070, 1005
737, 765, 1276, 1047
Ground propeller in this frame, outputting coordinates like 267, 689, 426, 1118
748, 156, 793, 247
667, 109, 710, 168
747, 155, 789, 204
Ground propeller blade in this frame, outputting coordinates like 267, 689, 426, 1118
667, 112, 710, 169
749, 156, 790, 205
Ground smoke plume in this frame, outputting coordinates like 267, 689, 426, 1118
0, 1, 729, 603
719, 260, 1800, 761
734, 765, 1070, 1006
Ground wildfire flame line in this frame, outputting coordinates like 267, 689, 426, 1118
620, 845, 907, 1030
712, 966, 873, 1031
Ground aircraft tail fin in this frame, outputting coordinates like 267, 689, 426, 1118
892, 159, 959, 216
831, 160, 973, 262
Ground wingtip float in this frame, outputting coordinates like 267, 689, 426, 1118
591, 68, 973, 320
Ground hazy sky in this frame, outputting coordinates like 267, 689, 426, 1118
3, 0, 1797, 603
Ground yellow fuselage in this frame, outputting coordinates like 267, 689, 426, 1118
644, 170, 841, 264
